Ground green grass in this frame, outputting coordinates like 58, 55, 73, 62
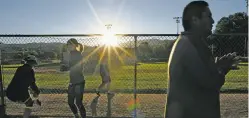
2, 62, 248, 93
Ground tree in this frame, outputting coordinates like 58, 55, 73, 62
214, 12, 248, 34
164, 40, 176, 59
37, 50, 45, 59
53, 45, 64, 59
137, 42, 153, 61
152, 45, 165, 58
13, 52, 23, 59
62, 44, 68, 52
151, 40, 175, 59
210, 12, 248, 57
30, 50, 38, 56
44, 51, 57, 59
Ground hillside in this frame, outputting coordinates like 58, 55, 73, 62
119, 38, 176, 48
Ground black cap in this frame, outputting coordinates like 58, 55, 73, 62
23, 55, 38, 65
67, 38, 78, 45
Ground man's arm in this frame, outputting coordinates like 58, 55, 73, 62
183, 44, 225, 90
29, 69, 40, 95
30, 82, 40, 95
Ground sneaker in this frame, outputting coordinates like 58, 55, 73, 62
36, 99, 42, 106
107, 92, 115, 98
96, 89, 100, 96
107, 91, 114, 95
74, 114, 80, 118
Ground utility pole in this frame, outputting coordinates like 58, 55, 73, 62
100, 24, 112, 47
173, 17, 182, 34
246, 0, 248, 12
105, 24, 112, 31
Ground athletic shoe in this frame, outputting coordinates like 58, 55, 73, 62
96, 89, 100, 96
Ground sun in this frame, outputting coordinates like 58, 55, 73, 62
101, 31, 119, 46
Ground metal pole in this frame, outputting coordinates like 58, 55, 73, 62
246, 0, 248, 12
245, 37, 247, 57
173, 17, 182, 34
245, 0, 248, 57
0, 48, 6, 117
177, 20, 179, 34
105, 24, 112, 31
134, 36, 138, 118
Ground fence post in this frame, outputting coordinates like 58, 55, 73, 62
134, 36, 138, 118
244, 36, 247, 57
0, 48, 6, 117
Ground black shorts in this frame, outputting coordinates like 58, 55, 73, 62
100, 65, 109, 75
100, 75, 111, 83
68, 81, 85, 96
24, 97, 34, 107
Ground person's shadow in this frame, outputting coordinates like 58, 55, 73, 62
106, 93, 115, 117
90, 93, 115, 117
90, 95, 100, 117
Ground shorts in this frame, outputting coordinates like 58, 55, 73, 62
23, 97, 34, 107
101, 75, 111, 83
68, 81, 85, 95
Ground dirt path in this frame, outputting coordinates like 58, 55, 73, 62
5, 94, 248, 118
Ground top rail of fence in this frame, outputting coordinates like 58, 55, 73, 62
0, 33, 247, 37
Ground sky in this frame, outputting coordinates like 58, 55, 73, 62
0, 0, 247, 34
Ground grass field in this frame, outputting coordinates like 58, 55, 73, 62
2, 62, 248, 93
2, 62, 248, 117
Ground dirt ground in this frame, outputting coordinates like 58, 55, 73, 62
5, 93, 248, 118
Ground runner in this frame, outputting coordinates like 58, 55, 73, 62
6, 55, 41, 118
96, 46, 114, 96
66, 38, 86, 118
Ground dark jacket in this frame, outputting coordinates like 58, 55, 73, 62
165, 34, 225, 118
6, 64, 40, 102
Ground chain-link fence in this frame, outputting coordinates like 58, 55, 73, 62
0, 34, 247, 117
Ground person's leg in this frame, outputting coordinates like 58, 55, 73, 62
105, 76, 114, 94
68, 94, 79, 117
75, 83, 86, 118
96, 75, 106, 96
90, 96, 100, 116
68, 85, 78, 117
23, 98, 34, 118
97, 82, 106, 90
23, 107, 32, 118
106, 82, 111, 93
75, 94, 86, 118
